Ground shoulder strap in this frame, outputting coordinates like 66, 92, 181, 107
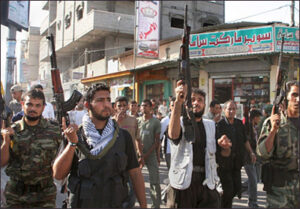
76, 120, 120, 160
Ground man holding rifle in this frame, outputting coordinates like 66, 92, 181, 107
1, 89, 63, 208
166, 81, 221, 208
257, 81, 299, 208
52, 83, 147, 208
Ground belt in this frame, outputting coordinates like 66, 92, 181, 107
193, 165, 205, 173
11, 178, 52, 194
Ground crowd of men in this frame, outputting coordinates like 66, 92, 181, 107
0, 80, 299, 208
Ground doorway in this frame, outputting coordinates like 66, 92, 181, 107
213, 78, 232, 103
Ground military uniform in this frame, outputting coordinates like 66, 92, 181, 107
4, 118, 62, 208
257, 115, 299, 208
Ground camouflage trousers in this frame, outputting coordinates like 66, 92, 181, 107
4, 179, 56, 208
267, 178, 300, 208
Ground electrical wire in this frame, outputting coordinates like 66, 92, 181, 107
227, 4, 290, 23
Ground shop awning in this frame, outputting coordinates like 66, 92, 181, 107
117, 85, 133, 91
81, 70, 133, 84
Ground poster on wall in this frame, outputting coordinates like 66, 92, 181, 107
136, 1, 160, 59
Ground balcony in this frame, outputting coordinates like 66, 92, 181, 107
40, 15, 49, 35
57, 9, 134, 53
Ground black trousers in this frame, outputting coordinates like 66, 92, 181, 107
218, 168, 242, 208
167, 171, 220, 208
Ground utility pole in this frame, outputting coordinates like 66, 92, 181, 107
84, 48, 88, 78
5, 24, 17, 103
291, 0, 295, 27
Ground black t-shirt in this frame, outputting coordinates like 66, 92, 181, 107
121, 128, 140, 170
167, 120, 207, 167
216, 118, 247, 169
193, 121, 206, 167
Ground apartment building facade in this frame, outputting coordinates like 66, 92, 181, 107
38, 1, 224, 100
17, 26, 41, 92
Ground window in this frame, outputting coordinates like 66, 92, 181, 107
165, 47, 170, 59
76, 2, 84, 20
203, 22, 215, 27
171, 17, 184, 29
65, 12, 72, 29
57, 20, 61, 30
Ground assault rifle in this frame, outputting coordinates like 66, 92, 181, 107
273, 35, 285, 118
178, 5, 199, 143
0, 94, 11, 128
46, 34, 82, 131
261, 35, 286, 193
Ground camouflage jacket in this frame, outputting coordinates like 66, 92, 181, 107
256, 114, 298, 170
5, 118, 62, 184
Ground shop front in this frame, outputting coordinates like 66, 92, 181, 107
135, 68, 172, 104
189, 23, 299, 115
81, 70, 134, 102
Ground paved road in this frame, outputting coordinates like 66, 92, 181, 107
1, 160, 266, 208
136, 160, 267, 208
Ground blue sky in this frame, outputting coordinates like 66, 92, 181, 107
1, 1, 299, 90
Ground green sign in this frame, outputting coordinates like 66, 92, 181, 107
190, 26, 274, 57
274, 26, 299, 52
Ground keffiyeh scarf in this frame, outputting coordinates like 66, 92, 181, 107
82, 113, 115, 155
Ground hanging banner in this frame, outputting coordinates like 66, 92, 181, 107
136, 1, 160, 59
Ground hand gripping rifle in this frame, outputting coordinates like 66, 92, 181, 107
178, 5, 199, 143
46, 34, 82, 132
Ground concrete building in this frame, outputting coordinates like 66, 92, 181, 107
18, 26, 42, 92
38, 1, 224, 100
82, 22, 299, 117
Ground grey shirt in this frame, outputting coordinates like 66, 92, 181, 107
8, 99, 22, 116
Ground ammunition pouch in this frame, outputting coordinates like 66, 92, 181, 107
262, 163, 299, 192
67, 176, 81, 208
261, 163, 272, 192
68, 127, 129, 208
272, 167, 299, 187
11, 178, 52, 195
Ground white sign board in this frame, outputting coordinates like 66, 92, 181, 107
7, 1, 29, 31
136, 1, 160, 59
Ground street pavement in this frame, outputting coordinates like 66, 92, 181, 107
1, 160, 267, 208
136, 160, 267, 208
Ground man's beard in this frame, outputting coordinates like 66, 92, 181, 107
25, 114, 42, 121
90, 106, 110, 121
194, 109, 204, 118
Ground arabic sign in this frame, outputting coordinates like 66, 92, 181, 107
190, 26, 274, 57
136, 1, 160, 59
7, 1, 29, 31
274, 26, 299, 53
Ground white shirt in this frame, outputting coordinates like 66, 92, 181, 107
69, 109, 87, 126
158, 105, 168, 117
43, 102, 55, 119
160, 115, 171, 154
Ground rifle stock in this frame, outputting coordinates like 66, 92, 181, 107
178, 5, 199, 143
